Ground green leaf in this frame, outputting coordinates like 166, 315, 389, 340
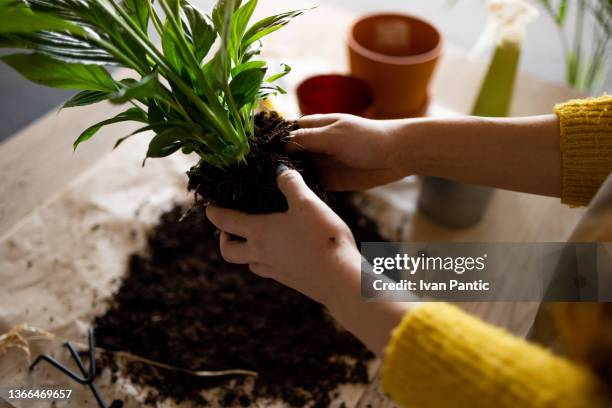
0, 0, 307, 168
161, 22, 184, 74
231, 60, 265, 77
0, 31, 119, 65
114, 124, 154, 149
230, 0, 257, 59
147, 99, 167, 133
73, 108, 147, 150
241, 42, 261, 62
123, 0, 149, 32
232, 0, 257, 36
243, 24, 282, 48
1, 53, 116, 91
229, 66, 265, 109
181, 144, 195, 154
62, 90, 110, 108
258, 81, 286, 97
242, 9, 306, 49
266, 63, 290, 83
146, 127, 190, 158
203, 51, 226, 89
113, 123, 171, 149
160, 19, 196, 81
10, 0, 148, 68
212, 0, 241, 32
115, 120, 199, 148
0, 6, 83, 34
166, 0, 181, 16
110, 73, 160, 104
211, 0, 238, 85
183, 4, 216, 63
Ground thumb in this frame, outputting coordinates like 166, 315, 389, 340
276, 164, 317, 207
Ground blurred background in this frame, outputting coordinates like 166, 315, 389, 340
1, 0, 610, 142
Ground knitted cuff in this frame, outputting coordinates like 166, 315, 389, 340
555, 95, 612, 206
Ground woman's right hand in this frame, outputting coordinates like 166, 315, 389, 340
287, 114, 409, 191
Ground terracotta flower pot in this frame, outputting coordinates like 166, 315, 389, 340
296, 74, 374, 117
348, 13, 442, 118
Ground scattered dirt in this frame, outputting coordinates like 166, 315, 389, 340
96, 111, 385, 406
187, 110, 326, 214
94, 193, 384, 407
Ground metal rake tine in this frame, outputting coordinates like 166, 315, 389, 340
30, 354, 89, 384
29, 328, 108, 408
63, 328, 98, 382
89, 382, 106, 408
86, 328, 106, 408
64, 341, 92, 383
88, 327, 97, 379
64, 341, 107, 408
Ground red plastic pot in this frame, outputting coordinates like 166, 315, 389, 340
348, 13, 442, 118
296, 74, 374, 117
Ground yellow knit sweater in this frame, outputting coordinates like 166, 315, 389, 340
557, 95, 612, 206
381, 95, 612, 408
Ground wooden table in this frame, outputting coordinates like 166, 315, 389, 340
0, 0, 588, 329
0, 0, 588, 323
0, 1, 591, 407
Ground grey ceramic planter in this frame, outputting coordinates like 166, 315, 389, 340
418, 176, 494, 228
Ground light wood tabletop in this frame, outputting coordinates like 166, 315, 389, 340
0, 1, 594, 406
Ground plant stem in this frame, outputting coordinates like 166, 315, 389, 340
158, 0, 246, 150
571, 0, 586, 87
91, 36, 147, 75
147, 0, 165, 38
98, 0, 236, 151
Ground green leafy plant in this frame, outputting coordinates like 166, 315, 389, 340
538, 0, 611, 92
0, 0, 304, 167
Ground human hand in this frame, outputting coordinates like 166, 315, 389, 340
287, 114, 408, 191
205, 166, 361, 307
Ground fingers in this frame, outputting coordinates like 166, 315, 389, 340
219, 232, 272, 280
297, 114, 341, 128
206, 205, 260, 238
276, 166, 318, 208
219, 231, 252, 264
287, 114, 342, 153
286, 126, 330, 153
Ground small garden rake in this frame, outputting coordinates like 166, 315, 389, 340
30, 328, 109, 408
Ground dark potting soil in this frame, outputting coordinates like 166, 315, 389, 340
187, 110, 326, 214
94, 194, 384, 407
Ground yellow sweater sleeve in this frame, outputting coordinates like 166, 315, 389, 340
381, 303, 610, 408
555, 95, 612, 206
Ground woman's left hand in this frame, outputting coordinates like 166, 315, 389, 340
205, 165, 362, 307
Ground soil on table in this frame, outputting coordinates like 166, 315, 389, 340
94, 194, 385, 407
187, 110, 325, 214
